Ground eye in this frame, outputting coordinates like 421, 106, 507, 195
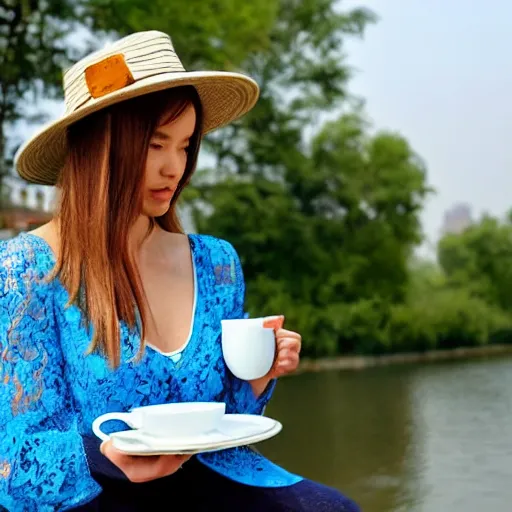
150, 142, 163, 150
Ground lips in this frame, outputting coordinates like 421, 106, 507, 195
150, 187, 175, 202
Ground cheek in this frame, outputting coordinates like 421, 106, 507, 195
177, 152, 188, 176
143, 149, 189, 183
144, 154, 159, 182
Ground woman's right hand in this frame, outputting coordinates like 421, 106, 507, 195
100, 440, 192, 483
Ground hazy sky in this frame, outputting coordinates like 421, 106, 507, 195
343, 0, 512, 256
16, 1, 512, 258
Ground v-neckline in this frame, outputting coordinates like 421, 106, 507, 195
21, 231, 200, 367
143, 233, 199, 362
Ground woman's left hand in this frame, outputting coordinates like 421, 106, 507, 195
249, 316, 302, 398
263, 316, 302, 378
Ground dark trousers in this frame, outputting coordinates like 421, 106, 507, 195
74, 456, 360, 511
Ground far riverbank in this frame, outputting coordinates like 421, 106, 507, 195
295, 344, 512, 374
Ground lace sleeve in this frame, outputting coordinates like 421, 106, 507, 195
0, 242, 101, 511
221, 241, 277, 415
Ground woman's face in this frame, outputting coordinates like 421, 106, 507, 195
142, 104, 196, 218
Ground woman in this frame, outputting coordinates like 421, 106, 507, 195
0, 31, 359, 511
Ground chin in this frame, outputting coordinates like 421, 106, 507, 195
142, 204, 171, 218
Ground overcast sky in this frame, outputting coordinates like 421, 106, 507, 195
343, 0, 512, 256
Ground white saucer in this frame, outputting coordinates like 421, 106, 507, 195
109, 414, 282, 456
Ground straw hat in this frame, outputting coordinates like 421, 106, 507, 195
14, 30, 260, 185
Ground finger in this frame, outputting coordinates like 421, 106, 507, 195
272, 366, 288, 377
275, 328, 301, 340
277, 348, 291, 361
172, 453, 192, 465
272, 356, 299, 377
277, 340, 301, 357
277, 338, 301, 352
263, 316, 285, 331
277, 352, 300, 370
153, 454, 190, 477
101, 441, 192, 484
102, 440, 157, 476
276, 345, 301, 362
102, 439, 159, 466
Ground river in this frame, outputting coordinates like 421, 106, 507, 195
260, 355, 512, 511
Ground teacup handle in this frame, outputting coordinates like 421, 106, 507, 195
92, 412, 140, 442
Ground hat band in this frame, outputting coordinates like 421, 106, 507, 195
85, 54, 135, 99
65, 61, 185, 114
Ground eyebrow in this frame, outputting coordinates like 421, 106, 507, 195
152, 130, 171, 141
152, 130, 193, 142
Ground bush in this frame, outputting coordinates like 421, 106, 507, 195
246, 268, 512, 358
388, 287, 512, 352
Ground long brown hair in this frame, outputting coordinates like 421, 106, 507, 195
52, 86, 203, 368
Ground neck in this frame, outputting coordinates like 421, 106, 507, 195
130, 215, 155, 253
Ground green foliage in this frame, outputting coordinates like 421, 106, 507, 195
0, 0, 84, 201
191, 108, 432, 355
389, 288, 512, 353
5, 0, 512, 358
438, 215, 512, 311
1, 1, 79, 123
81, 0, 278, 70
334, 298, 391, 355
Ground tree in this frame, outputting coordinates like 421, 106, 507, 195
81, 0, 278, 71
438, 214, 512, 311
0, 0, 85, 204
191, 106, 430, 356
177, 1, 435, 356
174, 2, 384, 355
200, 0, 377, 177
309, 113, 430, 301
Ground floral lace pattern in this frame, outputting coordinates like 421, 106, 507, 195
198, 446, 302, 487
0, 233, 302, 511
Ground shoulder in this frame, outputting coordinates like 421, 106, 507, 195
190, 233, 241, 264
190, 234, 244, 287
1, 232, 54, 271
0, 233, 55, 298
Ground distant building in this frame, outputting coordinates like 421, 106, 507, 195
0, 176, 54, 232
441, 203, 473, 235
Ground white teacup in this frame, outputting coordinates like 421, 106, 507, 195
221, 317, 277, 381
92, 402, 226, 442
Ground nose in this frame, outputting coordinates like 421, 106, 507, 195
160, 148, 186, 179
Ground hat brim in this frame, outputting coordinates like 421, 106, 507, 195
15, 71, 259, 185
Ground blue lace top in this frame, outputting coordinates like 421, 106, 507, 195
0, 232, 302, 511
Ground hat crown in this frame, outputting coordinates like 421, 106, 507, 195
63, 31, 185, 114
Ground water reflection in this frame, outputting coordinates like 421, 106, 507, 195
260, 356, 512, 511
403, 357, 512, 511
